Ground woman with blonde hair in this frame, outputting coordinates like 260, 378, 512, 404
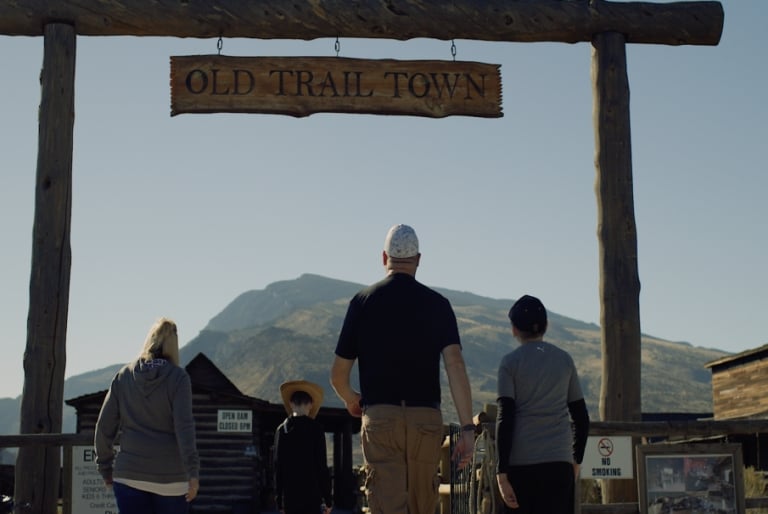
95, 317, 200, 514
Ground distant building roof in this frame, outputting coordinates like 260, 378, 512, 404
66, 352, 264, 408
184, 352, 245, 397
704, 342, 768, 370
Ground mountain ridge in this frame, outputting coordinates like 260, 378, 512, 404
0, 273, 728, 439
178, 273, 726, 420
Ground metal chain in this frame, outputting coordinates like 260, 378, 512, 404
217, 36, 223, 55
334, 36, 341, 57
451, 39, 457, 61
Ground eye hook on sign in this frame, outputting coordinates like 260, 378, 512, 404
334, 36, 341, 57
450, 39, 457, 61
217, 36, 223, 56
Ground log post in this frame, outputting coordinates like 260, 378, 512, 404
592, 31, 642, 505
14, 22, 76, 514
333, 422, 355, 509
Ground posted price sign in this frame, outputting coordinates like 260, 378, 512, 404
67, 446, 118, 514
581, 436, 634, 479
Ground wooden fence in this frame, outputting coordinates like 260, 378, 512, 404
584, 420, 768, 513
3, 419, 768, 513
457, 418, 768, 514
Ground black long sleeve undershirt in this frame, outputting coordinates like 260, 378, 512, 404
568, 398, 590, 464
495, 396, 515, 475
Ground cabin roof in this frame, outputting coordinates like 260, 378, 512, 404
64, 351, 360, 433
704, 342, 768, 370
65, 352, 256, 406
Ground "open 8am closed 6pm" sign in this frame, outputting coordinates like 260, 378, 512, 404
217, 409, 252, 433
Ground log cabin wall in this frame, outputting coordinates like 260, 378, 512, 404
187, 392, 266, 514
706, 344, 768, 420
706, 344, 768, 470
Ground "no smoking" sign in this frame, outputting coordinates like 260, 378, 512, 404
580, 436, 634, 479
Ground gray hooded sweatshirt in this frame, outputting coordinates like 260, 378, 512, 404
95, 358, 199, 483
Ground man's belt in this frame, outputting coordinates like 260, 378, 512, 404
364, 400, 440, 409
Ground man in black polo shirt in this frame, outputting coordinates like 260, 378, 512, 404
331, 224, 475, 514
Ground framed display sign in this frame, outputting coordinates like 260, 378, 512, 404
636, 443, 745, 514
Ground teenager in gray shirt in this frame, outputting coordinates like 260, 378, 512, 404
95, 318, 200, 514
495, 295, 589, 514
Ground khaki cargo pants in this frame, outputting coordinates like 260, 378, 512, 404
361, 404, 444, 514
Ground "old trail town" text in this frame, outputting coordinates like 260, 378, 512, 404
183, 67, 489, 99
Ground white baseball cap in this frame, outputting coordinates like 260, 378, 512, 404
384, 224, 419, 258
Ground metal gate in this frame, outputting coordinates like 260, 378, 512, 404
449, 422, 502, 514
448, 423, 472, 514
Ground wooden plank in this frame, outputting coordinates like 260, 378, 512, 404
15, 22, 76, 514
0, 433, 92, 447
581, 503, 638, 514
477, 419, 768, 438
712, 362, 768, 418
0, 1, 723, 46
747, 497, 768, 509
588, 419, 768, 437
171, 56, 502, 118
580, 497, 768, 513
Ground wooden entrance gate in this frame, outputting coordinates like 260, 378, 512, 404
1, 2, 724, 513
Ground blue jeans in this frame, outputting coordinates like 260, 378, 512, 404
113, 482, 189, 514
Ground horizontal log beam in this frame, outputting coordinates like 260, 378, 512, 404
589, 419, 768, 438
478, 418, 768, 438
580, 498, 768, 513
0, 433, 92, 448
0, 1, 723, 46
581, 504, 638, 514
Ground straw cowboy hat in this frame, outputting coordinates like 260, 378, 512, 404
279, 380, 324, 419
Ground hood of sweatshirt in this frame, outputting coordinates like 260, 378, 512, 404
129, 358, 174, 398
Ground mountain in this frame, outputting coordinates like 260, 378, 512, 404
2, 273, 728, 436
177, 273, 726, 421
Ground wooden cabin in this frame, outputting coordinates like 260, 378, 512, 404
706, 343, 768, 420
66, 353, 361, 513
705, 343, 768, 470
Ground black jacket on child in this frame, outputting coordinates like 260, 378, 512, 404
274, 415, 332, 514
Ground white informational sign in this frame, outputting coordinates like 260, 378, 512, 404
217, 409, 252, 432
70, 446, 118, 514
581, 436, 634, 479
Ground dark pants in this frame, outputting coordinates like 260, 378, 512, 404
113, 482, 189, 514
505, 461, 575, 514
283, 498, 324, 514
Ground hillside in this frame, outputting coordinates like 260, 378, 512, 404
1, 273, 728, 436
178, 273, 726, 421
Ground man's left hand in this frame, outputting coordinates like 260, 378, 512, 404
451, 431, 474, 469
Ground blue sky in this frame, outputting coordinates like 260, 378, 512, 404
1, 1, 765, 399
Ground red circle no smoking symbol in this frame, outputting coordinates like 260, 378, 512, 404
597, 438, 614, 457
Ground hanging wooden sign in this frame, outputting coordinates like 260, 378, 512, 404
170, 55, 502, 118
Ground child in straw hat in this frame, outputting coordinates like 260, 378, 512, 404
274, 380, 332, 514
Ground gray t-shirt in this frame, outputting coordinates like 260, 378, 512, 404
497, 341, 584, 466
